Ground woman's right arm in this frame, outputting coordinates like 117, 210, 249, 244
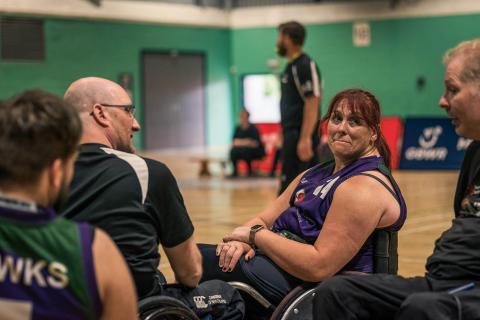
217, 171, 305, 272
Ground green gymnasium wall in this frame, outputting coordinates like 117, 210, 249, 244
230, 14, 480, 119
0, 17, 232, 149
1, 13, 480, 149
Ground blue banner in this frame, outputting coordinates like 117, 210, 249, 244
399, 118, 471, 170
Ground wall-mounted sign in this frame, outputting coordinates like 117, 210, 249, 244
353, 22, 371, 47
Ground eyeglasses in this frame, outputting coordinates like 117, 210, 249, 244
100, 103, 136, 116
90, 103, 136, 117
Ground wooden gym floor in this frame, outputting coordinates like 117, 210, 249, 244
141, 151, 458, 283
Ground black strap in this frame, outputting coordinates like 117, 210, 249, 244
357, 173, 399, 202
88, 224, 95, 242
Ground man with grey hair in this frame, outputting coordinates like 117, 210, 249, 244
313, 39, 480, 319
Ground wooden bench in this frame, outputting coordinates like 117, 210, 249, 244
190, 156, 228, 177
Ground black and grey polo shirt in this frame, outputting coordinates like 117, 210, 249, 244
61, 143, 194, 297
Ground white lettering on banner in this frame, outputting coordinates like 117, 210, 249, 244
0, 253, 68, 289
405, 147, 448, 160
406, 126, 448, 161
418, 126, 442, 148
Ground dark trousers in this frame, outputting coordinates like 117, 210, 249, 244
397, 289, 480, 320
230, 147, 264, 176
313, 274, 480, 320
269, 148, 282, 177
198, 244, 302, 305
279, 129, 318, 194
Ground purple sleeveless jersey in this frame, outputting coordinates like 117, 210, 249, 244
272, 156, 407, 273
0, 196, 101, 320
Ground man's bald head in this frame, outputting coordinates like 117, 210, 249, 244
64, 77, 131, 114
64, 76, 139, 153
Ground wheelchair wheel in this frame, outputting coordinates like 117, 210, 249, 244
138, 296, 200, 320
144, 307, 200, 320
270, 283, 317, 320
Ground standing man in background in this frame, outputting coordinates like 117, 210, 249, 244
277, 21, 322, 194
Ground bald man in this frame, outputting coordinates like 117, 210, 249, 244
60, 78, 245, 320
61, 77, 202, 298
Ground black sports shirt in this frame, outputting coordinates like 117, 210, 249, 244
280, 53, 321, 131
426, 141, 480, 280
61, 144, 194, 297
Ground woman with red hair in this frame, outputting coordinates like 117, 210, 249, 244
200, 88, 407, 308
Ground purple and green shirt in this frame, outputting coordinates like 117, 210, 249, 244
0, 196, 101, 319
272, 156, 407, 273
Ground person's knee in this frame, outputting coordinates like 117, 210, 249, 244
313, 277, 355, 318
314, 276, 352, 301
398, 292, 440, 318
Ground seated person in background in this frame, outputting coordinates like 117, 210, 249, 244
0, 90, 136, 319
230, 108, 265, 177
61, 77, 244, 319
313, 38, 480, 320
199, 88, 407, 307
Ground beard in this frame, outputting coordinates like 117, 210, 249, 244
117, 138, 136, 154
277, 43, 287, 57
115, 128, 136, 154
126, 139, 136, 154
52, 174, 70, 213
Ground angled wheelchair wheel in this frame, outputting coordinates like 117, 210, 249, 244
144, 307, 200, 320
270, 283, 317, 320
138, 295, 200, 320
229, 281, 276, 318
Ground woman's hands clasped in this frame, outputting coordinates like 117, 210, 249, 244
217, 226, 257, 272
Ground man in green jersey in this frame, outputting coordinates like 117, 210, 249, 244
0, 90, 137, 319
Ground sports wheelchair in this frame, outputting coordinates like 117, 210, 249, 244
229, 229, 398, 320
137, 229, 397, 320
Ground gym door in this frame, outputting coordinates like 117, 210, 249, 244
143, 52, 206, 150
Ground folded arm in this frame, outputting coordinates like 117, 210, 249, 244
225, 175, 398, 281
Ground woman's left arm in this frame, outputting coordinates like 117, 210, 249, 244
224, 175, 392, 282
